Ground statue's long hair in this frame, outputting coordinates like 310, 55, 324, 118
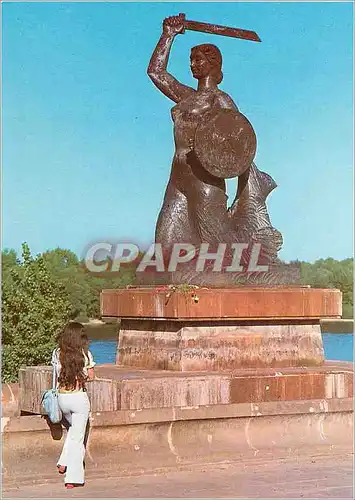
57, 322, 88, 390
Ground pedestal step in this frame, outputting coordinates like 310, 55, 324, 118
19, 362, 353, 413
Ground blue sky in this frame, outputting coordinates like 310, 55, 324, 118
2, 2, 353, 262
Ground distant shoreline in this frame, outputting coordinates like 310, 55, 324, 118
320, 319, 354, 334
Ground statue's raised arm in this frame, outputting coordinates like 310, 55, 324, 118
147, 14, 195, 103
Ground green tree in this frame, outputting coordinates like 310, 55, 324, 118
2, 243, 72, 382
300, 258, 353, 318
41, 248, 94, 320
83, 263, 137, 318
2, 248, 19, 283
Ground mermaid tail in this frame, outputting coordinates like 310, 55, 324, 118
229, 162, 283, 264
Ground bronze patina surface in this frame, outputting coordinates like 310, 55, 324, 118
181, 14, 261, 42
194, 109, 257, 179
147, 14, 286, 284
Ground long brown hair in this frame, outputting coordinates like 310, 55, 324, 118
57, 322, 87, 390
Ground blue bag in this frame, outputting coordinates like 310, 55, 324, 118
41, 353, 62, 423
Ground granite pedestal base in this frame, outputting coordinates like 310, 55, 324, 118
118, 319, 324, 370
101, 287, 342, 371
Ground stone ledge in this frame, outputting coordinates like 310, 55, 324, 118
18, 362, 354, 413
4, 397, 353, 433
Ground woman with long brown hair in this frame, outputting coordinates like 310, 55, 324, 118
51, 321, 95, 489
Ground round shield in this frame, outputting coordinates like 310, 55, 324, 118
194, 109, 257, 179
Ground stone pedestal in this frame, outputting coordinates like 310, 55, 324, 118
117, 320, 324, 370
100, 287, 341, 371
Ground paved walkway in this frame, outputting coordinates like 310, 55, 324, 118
3, 453, 353, 499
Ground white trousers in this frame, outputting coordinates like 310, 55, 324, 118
57, 391, 90, 484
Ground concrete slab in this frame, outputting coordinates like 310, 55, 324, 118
3, 453, 353, 498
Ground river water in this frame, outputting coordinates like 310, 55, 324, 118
87, 329, 353, 365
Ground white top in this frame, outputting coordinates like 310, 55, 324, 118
51, 348, 96, 380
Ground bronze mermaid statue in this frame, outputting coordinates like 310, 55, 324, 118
147, 14, 288, 285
